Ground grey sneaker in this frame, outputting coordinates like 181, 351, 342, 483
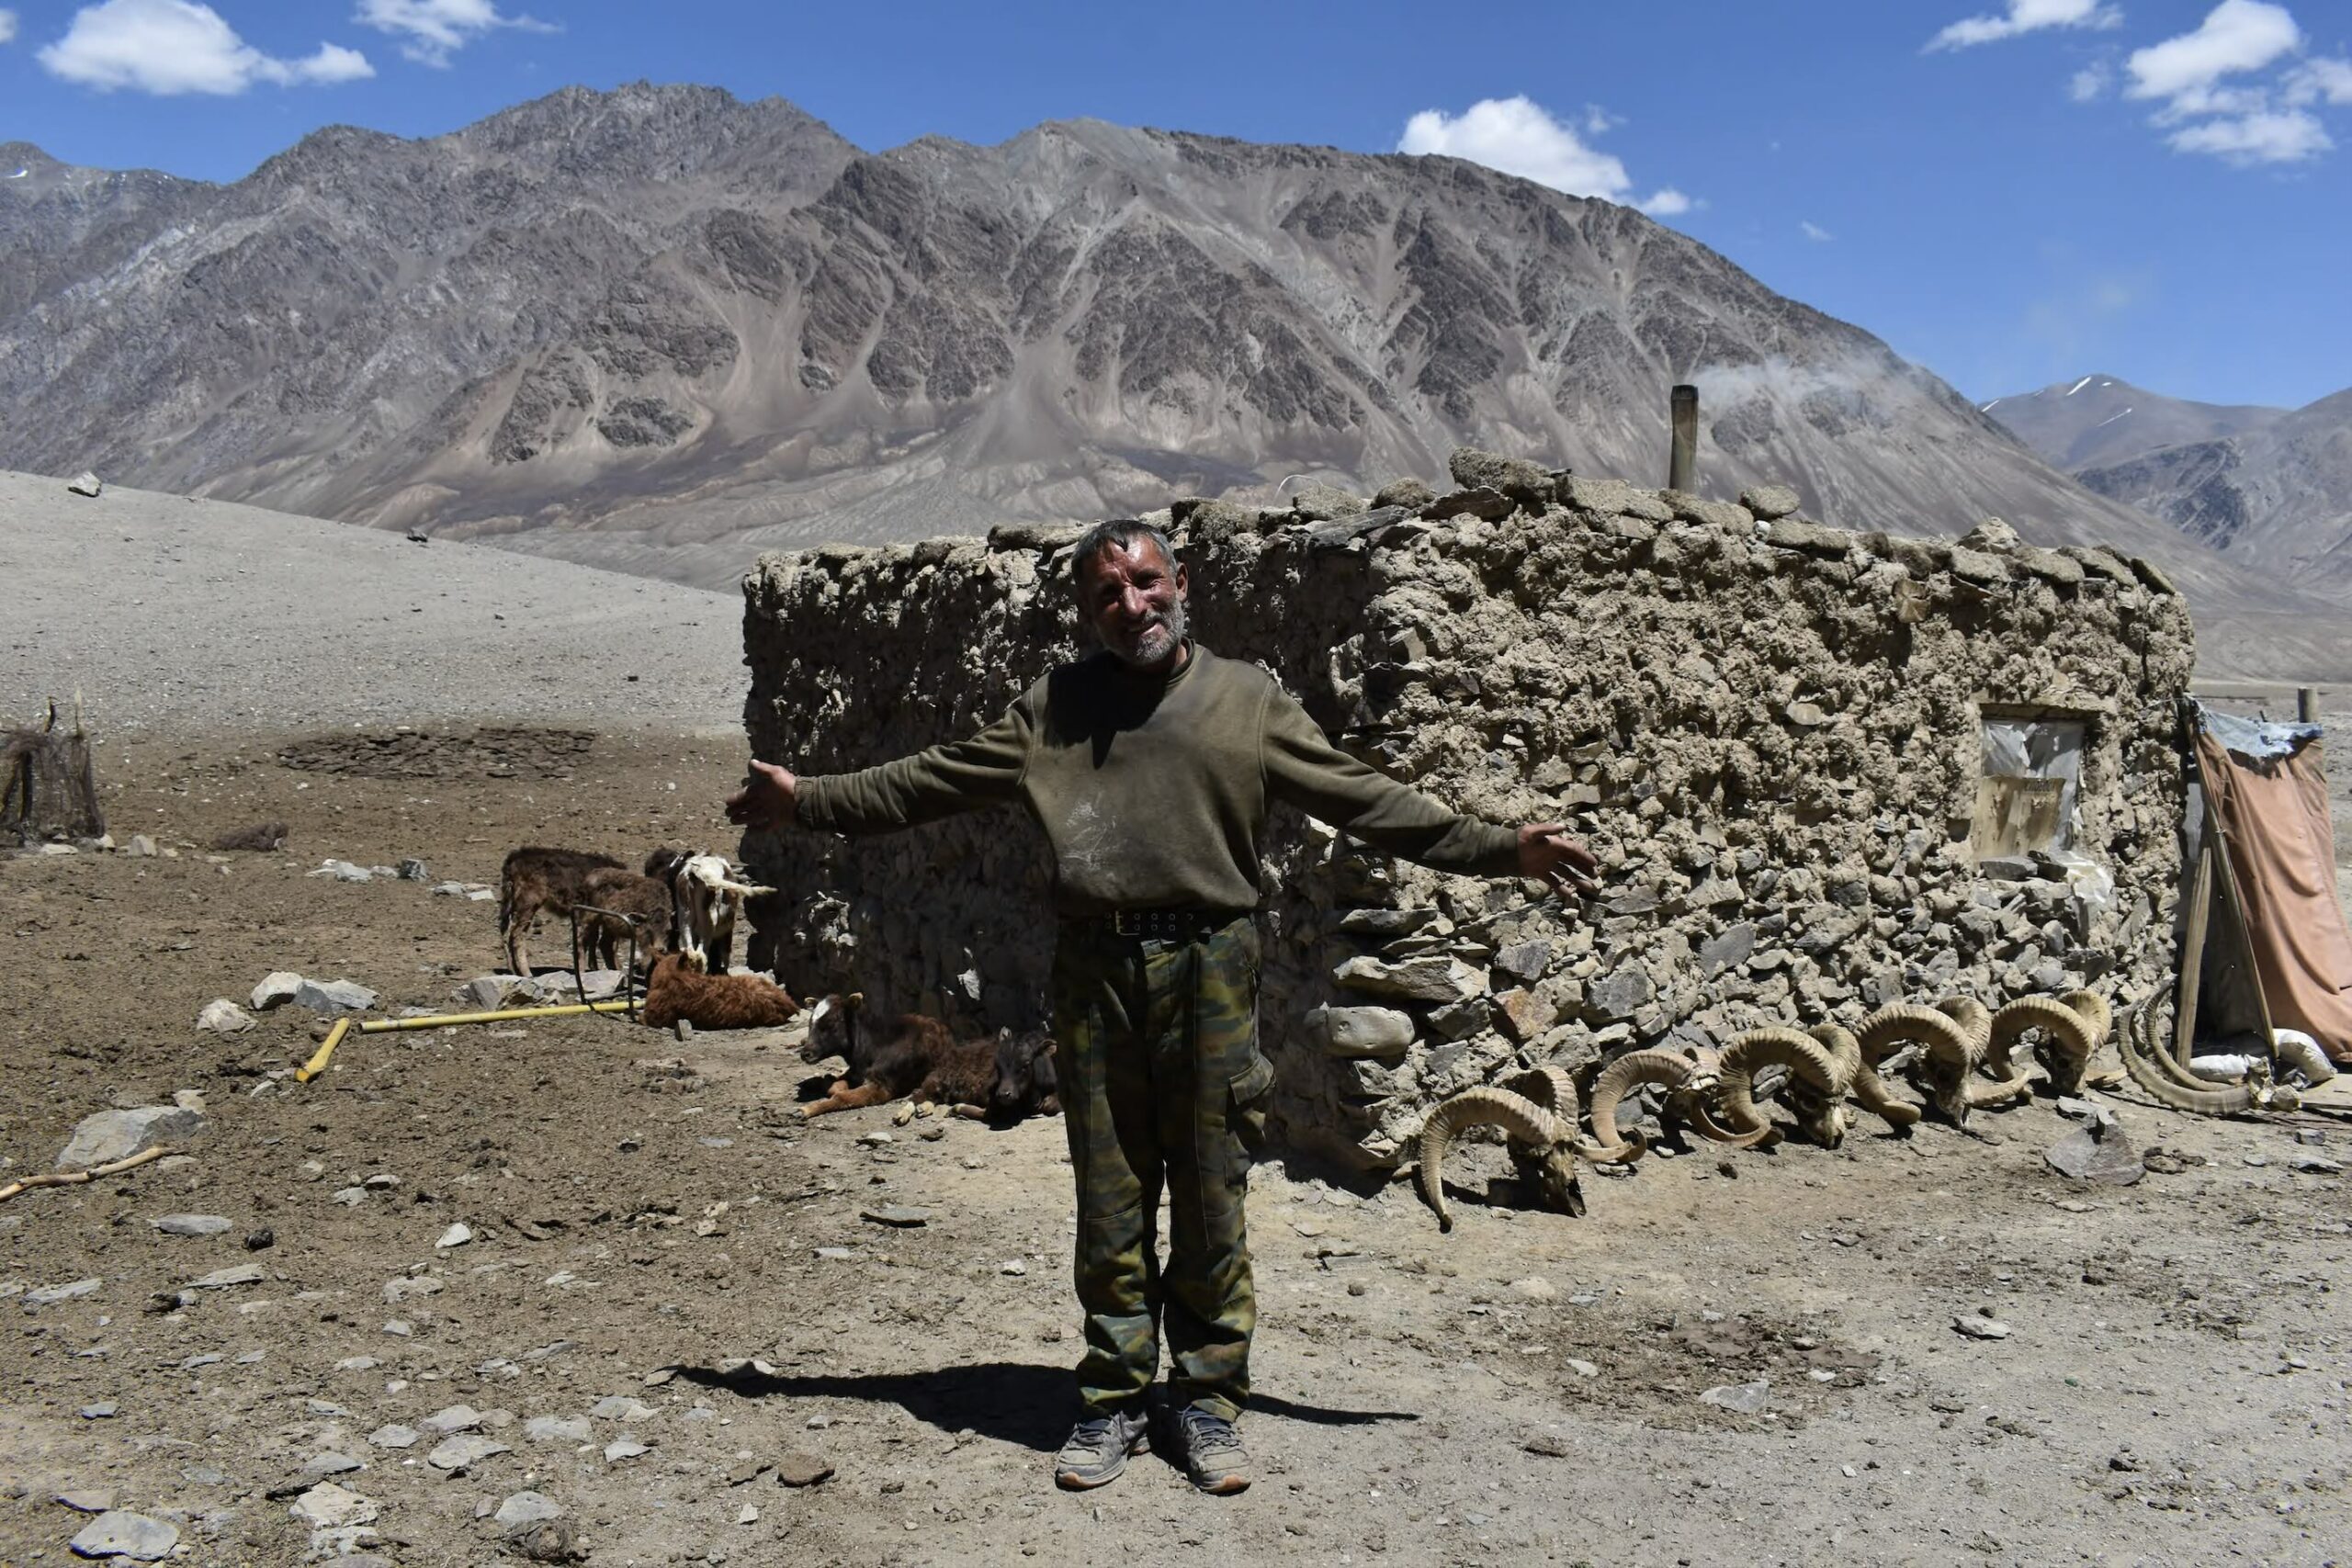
1053, 1405, 1149, 1491
1172, 1404, 1250, 1495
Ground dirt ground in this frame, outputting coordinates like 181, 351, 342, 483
4, 727, 2349, 1568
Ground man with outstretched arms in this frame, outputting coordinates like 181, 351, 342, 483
727, 518, 1597, 1495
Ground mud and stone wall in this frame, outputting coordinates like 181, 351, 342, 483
738, 453, 2195, 1172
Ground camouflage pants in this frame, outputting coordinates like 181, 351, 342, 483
1052, 915, 1272, 1423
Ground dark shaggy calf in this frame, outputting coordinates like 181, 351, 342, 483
797, 996, 1060, 1122
989, 1029, 1061, 1120
574, 867, 673, 973
498, 845, 621, 975
641, 952, 801, 1031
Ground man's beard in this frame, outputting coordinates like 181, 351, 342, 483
1106, 597, 1188, 668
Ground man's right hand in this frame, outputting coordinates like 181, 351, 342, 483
725, 759, 798, 830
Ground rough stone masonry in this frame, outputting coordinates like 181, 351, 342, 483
739, 450, 2193, 1172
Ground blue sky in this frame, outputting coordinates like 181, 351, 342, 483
2, 0, 2347, 410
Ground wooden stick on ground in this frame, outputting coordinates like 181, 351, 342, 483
0, 1145, 170, 1202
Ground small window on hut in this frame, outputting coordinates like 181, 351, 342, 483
1973, 712, 2087, 857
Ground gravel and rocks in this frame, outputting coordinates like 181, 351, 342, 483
66, 1511, 175, 1561
55, 1107, 204, 1168
150, 1214, 231, 1237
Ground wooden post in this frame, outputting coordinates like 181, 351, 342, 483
2297, 687, 2319, 724
1668, 384, 1699, 491
2174, 842, 2212, 1067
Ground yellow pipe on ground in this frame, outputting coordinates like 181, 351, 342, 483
295, 1016, 352, 1083
356, 998, 635, 1033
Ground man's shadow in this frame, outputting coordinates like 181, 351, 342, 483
677, 1360, 1417, 1452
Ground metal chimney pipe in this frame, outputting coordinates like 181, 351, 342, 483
1668, 384, 1700, 492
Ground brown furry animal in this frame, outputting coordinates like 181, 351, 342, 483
499, 845, 621, 975
641, 952, 801, 1031
797, 997, 1059, 1122
210, 821, 288, 852
574, 867, 673, 973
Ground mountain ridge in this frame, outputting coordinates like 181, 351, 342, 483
5, 82, 2344, 676
1989, 373, 2352, 602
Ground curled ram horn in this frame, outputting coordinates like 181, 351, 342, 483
1585, 1048, 1702, 1159
1414, 1087, 1583, 1232
2116, 993, 2250, 1094
2118, 999, 2301, 1116
1708, 1026, 1855, 1149
1853, 1003, 1971, 1129
2061, 988, 2120, 1088
1782, 1025, 1860, 1148
1505, 1064, 1637, 1164
1503, 1064, 1581, 1120
1905, 997, 1992, 1124
1987, 994, 2098, 1100
2062, 988, 2113, 1044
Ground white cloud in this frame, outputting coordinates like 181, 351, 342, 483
2125, 0, 2301, 103
2167, 106, 2333, 160
40, 0, 372, 94
1399, 96, 1633, 200
1397, 95, 1698, 220
355, 0, 550, 67
2286, 55, 2352, 105
0, 10, 18, 45
2070, 62, 2110, 100
1927, 0, 2120, 51
2107, 2, 2347, 164
1800, 220, 1834, 243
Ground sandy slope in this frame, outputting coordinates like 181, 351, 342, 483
0, 469, 748, 739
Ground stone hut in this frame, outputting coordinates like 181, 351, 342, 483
739, 453, 2193, 1172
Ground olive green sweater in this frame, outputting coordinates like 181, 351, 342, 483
796, 644, 1519, 915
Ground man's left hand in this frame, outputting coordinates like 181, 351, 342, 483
1517, 822, 1600, 898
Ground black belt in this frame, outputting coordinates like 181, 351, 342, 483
1068, 908, 1247, 941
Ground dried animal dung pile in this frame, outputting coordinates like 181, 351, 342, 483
277, 727, 596, 781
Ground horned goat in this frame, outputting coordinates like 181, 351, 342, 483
647, 848, 774, 975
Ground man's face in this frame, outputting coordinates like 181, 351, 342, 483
1080, 536, 1189, 671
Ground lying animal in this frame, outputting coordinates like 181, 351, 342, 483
797, 995, 1060, 1121
499, 845, 621, 975
574, 867, 673, 973
991, 1028, 1061, 1120
641, 952, 801, 1031
210, 821, 288, 852
645, 848, 774, 974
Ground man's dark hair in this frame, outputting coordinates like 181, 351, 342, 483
1069, 519, 1176, 594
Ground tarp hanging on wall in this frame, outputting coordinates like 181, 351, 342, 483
2192, 709, 2352, 1064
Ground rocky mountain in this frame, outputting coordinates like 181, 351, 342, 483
1982, 375, 2285, 473
1990, 375, 2352, 600
3, 84, 2345, 675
